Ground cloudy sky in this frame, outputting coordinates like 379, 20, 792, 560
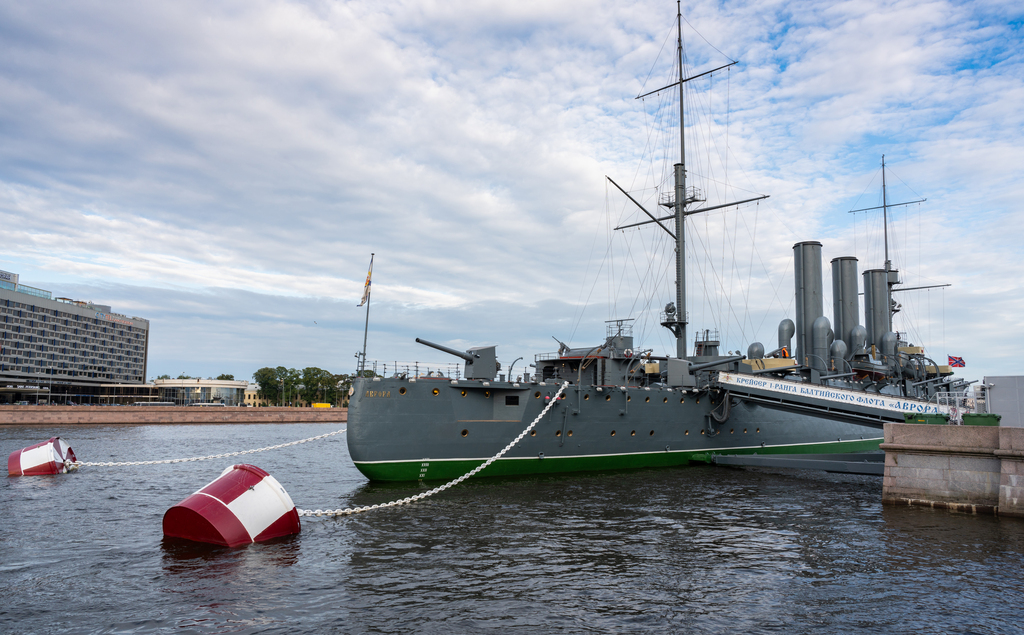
1, 0, 1021, 385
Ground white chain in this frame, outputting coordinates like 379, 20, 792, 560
67, 428, 347, 469
298, 381, 570, 517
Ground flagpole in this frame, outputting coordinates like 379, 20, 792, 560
358, 253, 374, 375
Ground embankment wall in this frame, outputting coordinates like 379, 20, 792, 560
0, 406, 347, 426
881, 423, 1024, 518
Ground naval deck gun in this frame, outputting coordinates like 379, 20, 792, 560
415, 338, 498, 380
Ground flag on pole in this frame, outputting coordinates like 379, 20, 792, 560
357, 254, 374, 307
948, 355, 965, 367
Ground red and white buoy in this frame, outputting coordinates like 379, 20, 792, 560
8, 437, 77, 476
163, 464, 300, 547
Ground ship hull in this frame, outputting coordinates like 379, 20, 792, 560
347, 377, 883, 482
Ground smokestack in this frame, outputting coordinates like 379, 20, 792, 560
863, 269, 888, 350
793, 241, 824, 367
831, 256, 859, 355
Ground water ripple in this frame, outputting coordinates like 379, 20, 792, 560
2, 424, 1022, 633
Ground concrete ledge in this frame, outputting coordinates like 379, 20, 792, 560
883, 423, 1024, 518
882, 497, 998, 516
0, 405, 347, 425
880, 443, 996, 457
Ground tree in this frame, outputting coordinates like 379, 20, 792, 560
301, 367, 336, 405
156, 374, 170, 380
252, 367, 280, 404
176, 373, 193, 379
216, 374, 235, 380
278, 367, 301, 406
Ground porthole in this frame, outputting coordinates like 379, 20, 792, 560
626, 396, 631, 402
555, 430, 561, 437
730, 428, 734, 434
696, 399, 700, 404
663, 397, 668, 403
680, 397, 685, 404
461, 429, 468, 437
535, 391, 541, 399
611, 430, 616, 437
399, 387, 407, 395
584, 394, 590, 401
567, 430, 573, 437
530, 430, 536, 437
432, 388, 440, 396
701, 429, 705, 435
744, 428, 747, 434
645, 397, 650, 403
484, 391, 490, 398
461, 389, 467, 397
756, 427, 760, 433
630, 430, 636, 436
650, 430, 654, 436
685, 430, 689, 436
605, 394, 611, 401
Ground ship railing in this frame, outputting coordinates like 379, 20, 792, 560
367, 360, 464, 380
937, 391, 976, 422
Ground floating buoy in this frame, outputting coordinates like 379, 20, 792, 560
162, 464, 300, 547
8, 437, 77, 476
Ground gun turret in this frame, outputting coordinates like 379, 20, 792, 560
415, 337, 498, 380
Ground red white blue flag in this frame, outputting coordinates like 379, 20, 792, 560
948, 355, 965, 367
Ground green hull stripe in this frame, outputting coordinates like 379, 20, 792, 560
354, 437, 883, 482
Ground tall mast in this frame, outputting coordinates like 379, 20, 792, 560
673, 0, 688, 358
619, 7, 762, 358
881, 155, 893, 331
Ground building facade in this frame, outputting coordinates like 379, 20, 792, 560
0, 269, 150, 404
155, 378, 249, 406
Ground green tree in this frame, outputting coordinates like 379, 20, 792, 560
277, 366, 301, 406
156, 374, 170, 380
216, 374, 235, 380
252, 367, 280, 404
300, 367, 337, 405
176, 373, 192, 379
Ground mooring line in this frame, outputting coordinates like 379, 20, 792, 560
298, 381, 570, 517
67, 429, 347, 469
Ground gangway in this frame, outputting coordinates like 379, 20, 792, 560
710, 452, 884, 476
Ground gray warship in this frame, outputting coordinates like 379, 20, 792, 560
346, 5, 967, 482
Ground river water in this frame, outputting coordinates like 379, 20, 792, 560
2, 423, 1022, 634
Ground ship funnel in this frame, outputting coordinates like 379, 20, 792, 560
830, 257, 860, 358
862, 269, 889, 350
793, 242, 824, 367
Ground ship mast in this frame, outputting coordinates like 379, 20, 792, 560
847, 156, 928, 332
882, 155, 892, 331
613, 4, 765, 359
673, 0, 687, 358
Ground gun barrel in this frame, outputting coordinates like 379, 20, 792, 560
415, 338, 475, 363
689, 355, 745, 373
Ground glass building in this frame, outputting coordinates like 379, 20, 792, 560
0, 269, 150, 404
155, 379, 249, 406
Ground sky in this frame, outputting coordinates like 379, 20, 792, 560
1, 0, 1021, 386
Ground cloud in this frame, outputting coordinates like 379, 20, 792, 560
1, 0, 1022, 385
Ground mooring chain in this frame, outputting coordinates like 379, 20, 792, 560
67, 429, 347, 469
299, 381, 570, 517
